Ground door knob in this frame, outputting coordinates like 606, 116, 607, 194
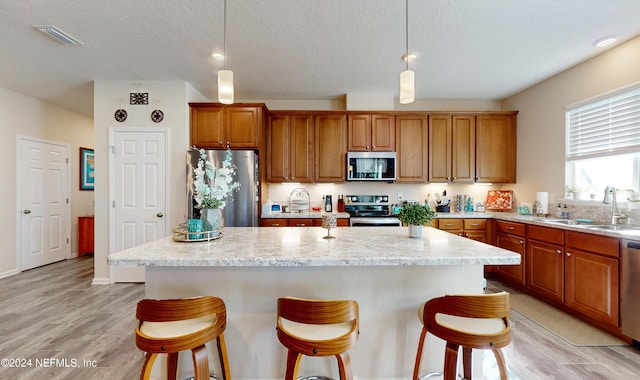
23, 209, 31, 214
157, 212, 164, 218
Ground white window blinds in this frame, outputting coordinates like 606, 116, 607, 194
567, 86, 640, 160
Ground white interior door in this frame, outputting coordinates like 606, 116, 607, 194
18, 137, 70, 270
110, 128, 168, 283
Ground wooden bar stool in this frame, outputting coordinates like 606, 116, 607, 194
413, 292, 511, 380
276, 297, 359, 380
135, 296, 231, 380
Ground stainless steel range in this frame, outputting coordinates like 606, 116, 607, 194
344, 195, 401, 227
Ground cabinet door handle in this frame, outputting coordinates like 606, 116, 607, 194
219, 140, 223, 146
556, 249, 561, 254
519, 240, 524, 244
566, 252, 572, 257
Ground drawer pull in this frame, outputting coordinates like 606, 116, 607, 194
444, 223, 455, 227
506, 226, 515, 230
470, 223, 480, 227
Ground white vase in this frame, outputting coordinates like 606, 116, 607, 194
408, 224, 423, 238
201, 208, 223, 237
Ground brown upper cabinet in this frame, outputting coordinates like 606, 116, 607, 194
266, 113, 314, 183
347, 114, 395, 152
429, 114, 476, 183
395, 114, 428, 182
315, 113, 347, 182
475, 113, 517, 183
189, 103, 264, 149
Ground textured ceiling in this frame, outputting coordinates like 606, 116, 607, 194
1, 0, 640, 116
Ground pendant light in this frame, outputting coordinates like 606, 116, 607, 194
218, 0, 234, 104
399, 0, 415, 104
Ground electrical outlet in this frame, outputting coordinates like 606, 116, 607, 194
397, 192, 403, 200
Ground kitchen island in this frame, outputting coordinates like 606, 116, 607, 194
108, 226, 519, 380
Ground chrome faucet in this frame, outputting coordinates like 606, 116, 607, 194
603, 186, 628, 225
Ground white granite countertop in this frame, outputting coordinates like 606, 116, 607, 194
261, 211, 350, 219
108, 226, 520, 267
434, 212, 495, 219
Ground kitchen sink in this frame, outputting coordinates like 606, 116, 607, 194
581, 224, 640, 231
543, 219, 577, 225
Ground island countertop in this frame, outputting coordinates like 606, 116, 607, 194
107, 226, 520, 267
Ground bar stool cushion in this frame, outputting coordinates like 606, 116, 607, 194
279, 319, 355, 341
418, 303, 507, 335
140, 314, 217, 338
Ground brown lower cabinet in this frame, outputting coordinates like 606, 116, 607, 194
491, 221, 621, 334
526, 225, 564, 302
494, 220, 526, 285
565, 231, 619, 327
261, 218, 349, 227
78, 216, 94, 256
436, 218, 490, 243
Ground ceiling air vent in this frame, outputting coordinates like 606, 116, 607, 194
32, 25, 83, 46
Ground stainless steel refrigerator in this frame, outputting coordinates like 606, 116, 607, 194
187, 150, 259, 227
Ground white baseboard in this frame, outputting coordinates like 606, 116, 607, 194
0, 268, 20, 279
91, 277, 111, 285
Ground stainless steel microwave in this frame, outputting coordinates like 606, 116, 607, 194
347, 152, 396, 181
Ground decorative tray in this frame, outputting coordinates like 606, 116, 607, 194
486, 190, 513, 210
172, 227, 222, 242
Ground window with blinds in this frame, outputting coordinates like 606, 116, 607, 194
567, 86, 640, 160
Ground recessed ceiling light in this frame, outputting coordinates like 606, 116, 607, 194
593, 36, 617, 47
212, 53, 225, 60
401, 53, 417, 62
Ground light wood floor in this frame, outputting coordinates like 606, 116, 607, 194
1, 256, 639, 379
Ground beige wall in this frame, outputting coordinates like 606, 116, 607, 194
0, 87, 93, 278
503, 35, 640, 205
92, 81, 201, 283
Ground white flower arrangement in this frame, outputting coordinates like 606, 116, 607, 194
193, 148, 240, 209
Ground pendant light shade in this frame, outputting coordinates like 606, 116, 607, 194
399, 0, 415, 104
217, 0, 234, 104
218, 69, 234, 104
399, 69, 414, 104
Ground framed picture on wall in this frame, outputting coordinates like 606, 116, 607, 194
80, 147, 95, 191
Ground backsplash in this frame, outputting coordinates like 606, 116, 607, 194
547, 201, 640, 225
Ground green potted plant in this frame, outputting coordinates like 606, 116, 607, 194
397, 204, 436, 238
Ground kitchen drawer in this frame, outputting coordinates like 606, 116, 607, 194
566, 231, 619, 258
527, 225, 564, 245
438, 219, 463, 230
288, 218, 314, 227
495, 220, 525, 237
261, 219, 287, 227
464, 219, 487, 230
